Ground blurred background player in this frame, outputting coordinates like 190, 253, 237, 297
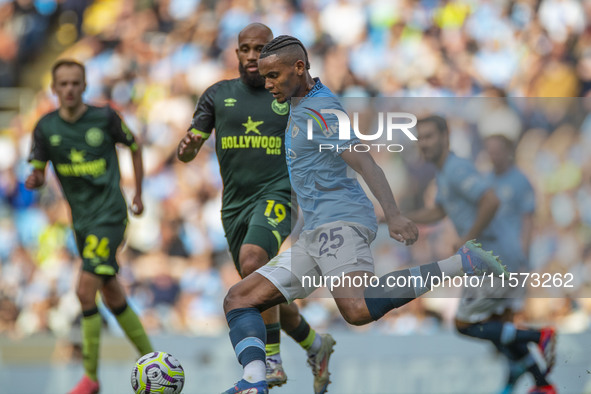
25, 59, 152, 394
177, 23, 333, 391
484, 133, 552, 393
221, 35, 508, 394
409, 115, 556, 394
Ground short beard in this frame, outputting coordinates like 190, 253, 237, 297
239, 63, 265, 88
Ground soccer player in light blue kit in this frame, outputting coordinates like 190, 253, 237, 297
485, 134, 557, 393
220, 36, 508, 394
410, 117, 556, 394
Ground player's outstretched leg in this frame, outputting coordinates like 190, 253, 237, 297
281, 303, 336, 394
362, 240, 508, 322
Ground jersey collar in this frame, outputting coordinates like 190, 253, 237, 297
292, 78, 323, 108
305, 78, 323, 98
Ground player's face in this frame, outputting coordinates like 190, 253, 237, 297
258, 55, 299, 103
417, 121, 446, 164
485, 137, 511, 172
236, 29, 271, 87
52, 65, 86, 111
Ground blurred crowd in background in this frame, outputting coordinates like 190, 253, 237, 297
1, 0, 591, 343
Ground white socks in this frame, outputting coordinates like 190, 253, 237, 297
437, 254, 463, 277
243, 360, 266, 383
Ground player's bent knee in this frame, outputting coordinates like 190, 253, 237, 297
339, 301, 372, 326
223, 288, 239, 314
341, 312, 368, 326
224, 282, 255, 313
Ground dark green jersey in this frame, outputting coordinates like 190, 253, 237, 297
189, 78, 291, 214
29, 105, 137, 231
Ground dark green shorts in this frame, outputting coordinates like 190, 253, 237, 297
223, 193, 294, 275
75, 223, 126, 277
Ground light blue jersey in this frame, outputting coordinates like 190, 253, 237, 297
286, 79, 377, 232
435, 152, 496, 241
435, 153, 532, 272
486, 167, 535, 271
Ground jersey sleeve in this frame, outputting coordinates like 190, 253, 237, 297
28, 121, 49, 169
107, 106, 138, 152
188, 82, 222, 140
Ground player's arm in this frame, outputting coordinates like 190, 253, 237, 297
107, 106, 145, 215
178, 83, 218, 162
459, 188, 499, 245
341, 149, 418, 245
406, 204, 446, 224
130, 142, 144, 215
26, 123, 48, 190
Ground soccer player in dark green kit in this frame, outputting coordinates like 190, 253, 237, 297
26, 59, 153, 394
177, 24, 334, 392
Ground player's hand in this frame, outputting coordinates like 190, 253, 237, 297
130, 195, 144, 216
24, 170, 45, 190
387, 213, 419, 245
178, 132, 203, 159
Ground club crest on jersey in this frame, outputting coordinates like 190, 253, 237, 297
49, 134, 62, 146
271, 99, 289, 115
85, 127, 104, 147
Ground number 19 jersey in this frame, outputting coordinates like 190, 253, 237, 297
189, 78, 291, 214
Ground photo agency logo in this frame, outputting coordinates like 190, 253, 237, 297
304, 108, 418, 152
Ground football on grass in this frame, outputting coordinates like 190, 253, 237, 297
131, 351, 185, 393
